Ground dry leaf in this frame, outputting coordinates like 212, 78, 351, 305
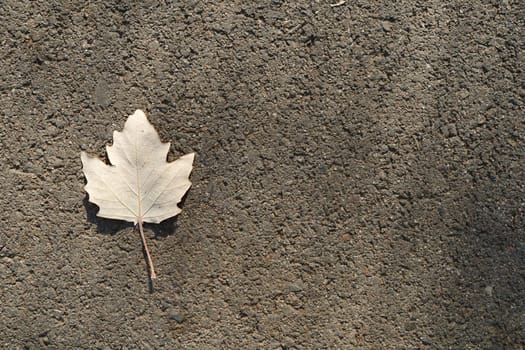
81, 109, 194, 279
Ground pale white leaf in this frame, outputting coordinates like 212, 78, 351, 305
81, 109, 194, 225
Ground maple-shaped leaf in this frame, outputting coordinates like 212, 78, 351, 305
81, 109, 194, 279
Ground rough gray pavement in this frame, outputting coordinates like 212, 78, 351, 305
1, 1, 524, 349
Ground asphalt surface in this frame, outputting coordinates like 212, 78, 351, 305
1, 1, 524, 349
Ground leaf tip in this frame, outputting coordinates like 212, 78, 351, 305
185, 152, 196, 161
131, 109, 147, 120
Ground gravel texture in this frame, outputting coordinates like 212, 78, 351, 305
0, 1, 524, 349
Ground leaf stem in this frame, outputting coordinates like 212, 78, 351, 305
138, 220, 156, 279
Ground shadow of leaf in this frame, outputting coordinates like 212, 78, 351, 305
83, 196, 132, 234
